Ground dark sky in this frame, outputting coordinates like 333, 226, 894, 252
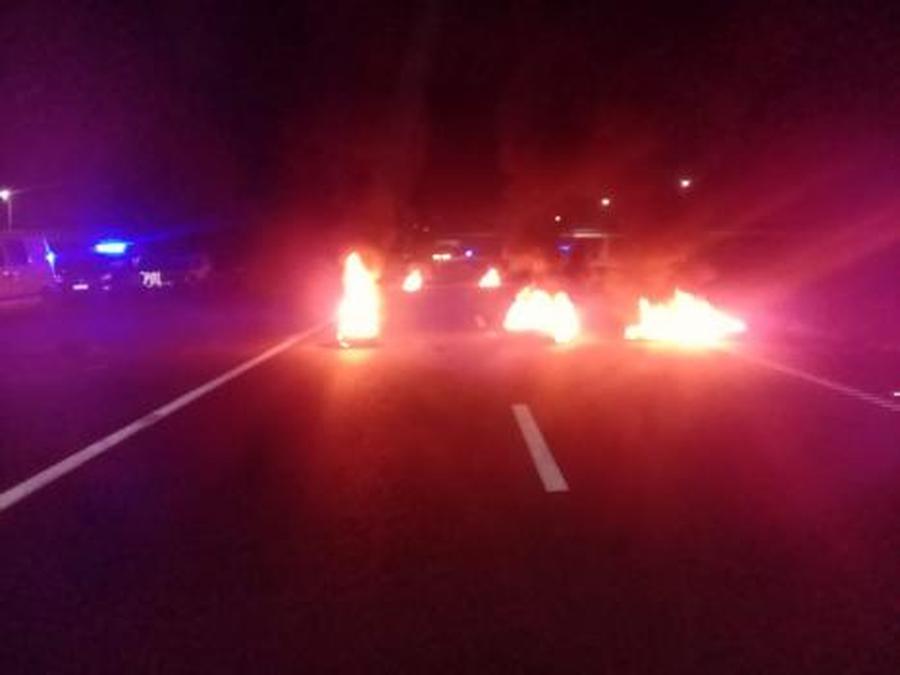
2, 0, 900, 242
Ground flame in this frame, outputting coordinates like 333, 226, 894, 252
478, 267, 502, 289
336, 252, 381, 344
402, 268, 423, 293
624, 289, 746, 347
503, 286, 580, 344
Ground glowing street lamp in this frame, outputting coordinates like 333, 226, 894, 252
0, 188, 11, 230
554, 214, 562, 223
679, 177, 693, 190
600, 196, 612, 209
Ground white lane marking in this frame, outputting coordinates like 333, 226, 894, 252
0, 322, 329, 514
511, 404, 569, 493
733, 351, 900, 413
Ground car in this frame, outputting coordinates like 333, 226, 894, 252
405, 235, 505, 288
55, 236, 214, 297
132, 240, 212, 291
52, 238, 134, 296
56, 251, 135, 296
0, 232, 58, 307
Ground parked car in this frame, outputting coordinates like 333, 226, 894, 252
56, 250, 137, 295
133, 242, 212, 291
0, 232, 58, 306
55, 236, 213, 297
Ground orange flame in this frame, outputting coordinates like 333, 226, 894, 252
624, 289, 746, 347
503, 286, 580, 344
478, 267, 502, 289
402, 268, 423, 293
337, 252, 381, 344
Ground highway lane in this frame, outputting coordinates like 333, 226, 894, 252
2, 294, 899, 673
0, 296, 302, 488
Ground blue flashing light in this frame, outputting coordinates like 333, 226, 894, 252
94, 240, 130, 256
45, 250, 57, 267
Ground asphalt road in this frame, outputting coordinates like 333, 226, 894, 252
1, 290, 899, 673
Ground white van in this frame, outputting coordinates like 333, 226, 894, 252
0, 232, 58, 306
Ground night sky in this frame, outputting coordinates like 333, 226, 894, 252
2, 1, 900, 247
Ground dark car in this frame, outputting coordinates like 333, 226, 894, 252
55, 237, 213, 297
55, 244, 138, 296
404, 235, 505, 288
132, 242, 212, 291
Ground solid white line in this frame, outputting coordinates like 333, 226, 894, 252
511, 404, 569, 493
733, 351, 900, 413
0, 322, 329, 514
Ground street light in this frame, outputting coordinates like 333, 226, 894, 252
0, 188, 12, 230
679, 177, 693, 190
600, 196, 612, 209
554, 214, 562, 223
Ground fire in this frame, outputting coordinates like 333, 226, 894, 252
503, 286, 580, 344
624, 289, 746, 347
336, 252, 381, 345
478, 267, 502, 289
402, 268, 423, 293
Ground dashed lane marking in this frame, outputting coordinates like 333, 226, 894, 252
512, 403, 570, 493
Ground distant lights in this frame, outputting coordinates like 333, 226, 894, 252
679, 177, 693, 190
600, 196, 612, 208
0, 188, 11, 202
554, 215, 562, 223
93, 239, 130, 256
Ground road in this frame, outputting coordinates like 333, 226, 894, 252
1, 290, 899, 673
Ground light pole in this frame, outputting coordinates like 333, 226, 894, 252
0, 189, 12, 230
